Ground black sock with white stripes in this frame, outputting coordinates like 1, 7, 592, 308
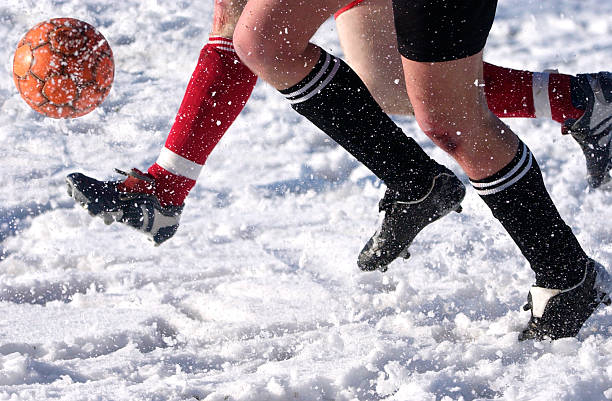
279, 48, 444, 199
471, 141, 589, 289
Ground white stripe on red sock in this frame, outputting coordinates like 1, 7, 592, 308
532, 71, 553, 119
208, 36, 236, 53
155, 147, 203, 181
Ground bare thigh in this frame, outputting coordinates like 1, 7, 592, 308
335, 0, 413, 116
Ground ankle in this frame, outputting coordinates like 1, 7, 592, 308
116, 169, 154, 195
147, 164, 195, 207
549, 73, 585, 124
535, 257, 590, 289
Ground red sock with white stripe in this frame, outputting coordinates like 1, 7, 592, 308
146, 37, 257, 207
483, 62, 584, 124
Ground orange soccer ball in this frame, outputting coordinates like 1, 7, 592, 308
12, 18, 114, 119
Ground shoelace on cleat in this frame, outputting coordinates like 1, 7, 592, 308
115, 168, 155, 183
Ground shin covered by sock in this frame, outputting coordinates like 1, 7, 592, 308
483, 62, 535, 118
279, 48, 443, 198
470, 141, 589, 289
483, 63, 584, 124
148, 37, 257, 206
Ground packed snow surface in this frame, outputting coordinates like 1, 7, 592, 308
1, 0, 612, 400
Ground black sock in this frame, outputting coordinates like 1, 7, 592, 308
471, 141, 589, 288
279, 48, 443, 199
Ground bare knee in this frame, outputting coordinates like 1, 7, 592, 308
414, 114, 468, 156
211, 0, 248, 38
233, 23, 271, 75
423, 127, 464, 155
410, 90, 495, 159
414, 106, 519, 178
234, 20, 314, 87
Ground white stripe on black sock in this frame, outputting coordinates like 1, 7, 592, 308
471, 142, 533, 195
281, 52, 340, 105
283, 52, 332, 99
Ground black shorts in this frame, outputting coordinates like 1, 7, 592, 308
393, 0, 497, 62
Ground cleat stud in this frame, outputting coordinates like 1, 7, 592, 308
101, 213, 114, 225
398, 247, 411, 260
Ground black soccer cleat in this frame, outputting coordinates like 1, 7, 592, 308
519, 260, 611, 341
563, 72, 612, 189
358, 170, 465, 272
66, 169, 183, 245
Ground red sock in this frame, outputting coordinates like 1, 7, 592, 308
483, 62, 583, 124
548, 73, 583, 124
147, 37, 257, 207
483, 62, 535, 118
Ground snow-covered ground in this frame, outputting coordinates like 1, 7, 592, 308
1, 0, 612, 399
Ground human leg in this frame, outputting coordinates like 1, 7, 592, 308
234, 0, 465, 270
147, 32, 256, 206
67, 0, 256, 244
147, 0, 254, 207
392, 0, 608, 339
233, 0, 447, 193
334, 0, 413, 115
335, 0, 612, 187
335, 0, 583, 121
334, 0, 582, 123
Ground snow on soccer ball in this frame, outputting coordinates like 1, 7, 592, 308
12, 18, 114, 119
